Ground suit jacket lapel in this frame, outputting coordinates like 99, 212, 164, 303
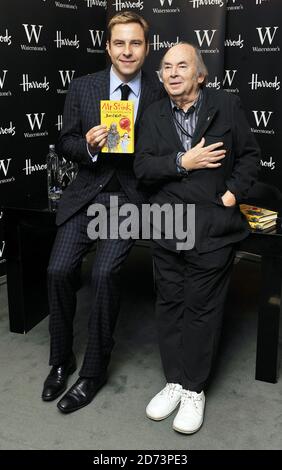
159, 97, 186, 151
136, 71, 162, 125
191, 88, 218, 146
89, 68, 110, 124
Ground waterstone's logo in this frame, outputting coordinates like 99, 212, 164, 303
88, 30, 105, 53
152, 0, 181, 13
253, 26, 280, 52
194, 29, 219, 53
24, 113, 48, 138
21, 24, 46, 52
251, 110, 275, 135
57, 70, 75, 94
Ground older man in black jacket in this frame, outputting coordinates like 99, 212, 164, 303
134, 42, 260, 434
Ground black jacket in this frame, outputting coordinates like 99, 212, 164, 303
56, 68, 164, 226
134, 88, 260, 253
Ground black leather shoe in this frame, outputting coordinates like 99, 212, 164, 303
57, 376, 107, 414
41, 354, 77, 402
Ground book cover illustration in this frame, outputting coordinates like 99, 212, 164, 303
240, 204, 278, 231
100, 100, 134, 154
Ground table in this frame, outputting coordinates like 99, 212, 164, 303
2, 202, 282, 384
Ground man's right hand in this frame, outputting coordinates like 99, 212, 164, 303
181, 137, 226, 170
86, 125, 108, 152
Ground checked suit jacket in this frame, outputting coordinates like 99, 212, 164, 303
56, 67, 164, 226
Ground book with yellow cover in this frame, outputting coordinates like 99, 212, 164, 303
240, 204, 277, 223
100, 100, 134, 154
248, 219, 277, 231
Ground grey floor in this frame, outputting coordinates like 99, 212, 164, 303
0, 246, 281, 450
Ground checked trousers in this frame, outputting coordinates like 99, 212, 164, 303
47, 192, 135, 378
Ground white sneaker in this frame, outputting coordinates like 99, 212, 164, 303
173, 389, 205, 434
146, 383, 183, 421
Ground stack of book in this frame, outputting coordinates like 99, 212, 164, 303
240, 204, 278, 231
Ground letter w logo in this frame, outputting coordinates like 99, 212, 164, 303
252, 110, 273, 127
0, 70, 8, 89
256, 26, 278, 45
222, 70, 237, 87
194, 30, 217, 47
159, 0, 173, 5
22, 24, 43, 44
89, 30, 104, 47
0, 158, 11, 177
0, 241, 5, 258
26, 113, 45, 131
59, 70, 75, 87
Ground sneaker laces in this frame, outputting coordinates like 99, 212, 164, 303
160, 383, 182, 399
181, 390, 202, 410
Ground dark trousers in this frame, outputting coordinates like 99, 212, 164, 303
47, 192, 135, 378
152, 241, 235, 392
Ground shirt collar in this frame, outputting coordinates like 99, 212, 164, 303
110, 66, 142, 98
171, 88, 203, 114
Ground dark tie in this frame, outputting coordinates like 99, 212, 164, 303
120, 84, 131, 100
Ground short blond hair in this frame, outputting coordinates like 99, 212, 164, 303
107, 11, 149, 43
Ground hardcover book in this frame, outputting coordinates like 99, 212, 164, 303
240, 204, 278, 223
100, 100, 134, 154
240, 204, 278, 231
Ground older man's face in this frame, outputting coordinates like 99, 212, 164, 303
161, 44, 204, 101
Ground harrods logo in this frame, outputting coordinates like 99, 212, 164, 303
85, 0, 107, 7
150, 34, 180, 51
152, 0, 180, 14
226, 0, 243, 11
54, 31, 79, 49
206, 76, 221, 90
0, 158, 15, 185
251, 110, 275, 135
0, 29, 12, 46
189, 0, 224, 8
88, 30, 105, 53
20, 74, 50, 92
24, 113, 48, 138
248, 74, 280, 91
22, 158, 47, 176
0, 122, 16, 136
253, 26, 279, 52
224, 34, 244, 49
194, 30, 219, 53
112, 0, 144, 11
55, 1, 78, 9
260, 156, 276, 171
0, 70, 11, 97
21, 24, 46, 52
56, 115, 63, 132
57, 70, 75, 94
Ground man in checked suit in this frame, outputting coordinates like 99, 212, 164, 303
134, 43, 260, 434
41, 12, 164, 413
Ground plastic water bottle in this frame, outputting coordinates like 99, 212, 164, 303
46, 144, 62, 210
